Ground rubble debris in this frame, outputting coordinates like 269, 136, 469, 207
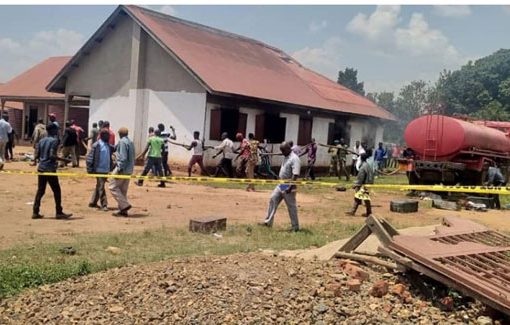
466, 196, 495, 209
369, 280, 389, 297
419, 192, 442, 201
432, 199, 460, 211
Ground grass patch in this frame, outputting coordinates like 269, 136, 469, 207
0, 221, 361, 299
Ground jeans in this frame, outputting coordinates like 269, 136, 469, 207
33, 175, 63, 215
138, 157, 164, 186
162, 151, 172, 176
264, 186, 299, 231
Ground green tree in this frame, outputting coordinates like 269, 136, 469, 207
337, 67, 365, 96
472, 100, 510, 121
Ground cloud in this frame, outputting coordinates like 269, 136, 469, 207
395, 13, 463, 65
346, 6, 400, 42
503, 5, 510, 14
347, 7, 465, 66
433, 5, 471, 17
308, 20, 328, 33
158, 5, 177, 16
0, 28, 84, 82
291, 37, 342, 80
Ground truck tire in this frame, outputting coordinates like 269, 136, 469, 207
390, 200, 419, 213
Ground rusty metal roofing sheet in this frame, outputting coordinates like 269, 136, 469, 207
123, 5, 394, 120
0, 57, 70, 100
388, 216, 510, 315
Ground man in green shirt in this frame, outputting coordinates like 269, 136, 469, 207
135, 129, 165, 188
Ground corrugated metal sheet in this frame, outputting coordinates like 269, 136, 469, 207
125, 5, 393, 120
0, 57, 71, 99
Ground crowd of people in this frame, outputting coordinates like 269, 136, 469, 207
0, 112, 404, 230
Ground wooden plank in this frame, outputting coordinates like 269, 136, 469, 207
338, 224, 372, 252
381, 218, 399, 237
366, 215, 393, 247
334, 251, 398, 270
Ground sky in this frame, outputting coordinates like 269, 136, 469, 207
0, 5, 509, 93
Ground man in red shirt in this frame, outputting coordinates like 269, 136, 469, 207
98, 121, 116, 145
234, 132, 250, 178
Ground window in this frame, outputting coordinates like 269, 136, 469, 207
209, 108, 247, 140
255, 113, 286, 143
297, 117, 313, 145
327, 119, 349, 145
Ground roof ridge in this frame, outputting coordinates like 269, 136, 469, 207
125, 5, 290, 59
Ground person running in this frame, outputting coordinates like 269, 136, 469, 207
186, 131, 210, 177
87, 129, 114, 211
234, 132, 250, 178
60, 121, 78, 167
32, 123, 72, 220
260, 142, 301, 232
158, 123, 176, 176
346, 153, 374, 217
213, 132, 234, 178
0, 114, 12, 170
300, 138, 317, 180
109, 127, 135, 217
136, 129, 166, 188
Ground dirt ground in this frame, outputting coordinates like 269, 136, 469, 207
1, 147, 509, 249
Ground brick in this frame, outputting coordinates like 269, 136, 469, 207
369, 280, 389, 298
345, 279, 361, 292
341, 263, 370, 282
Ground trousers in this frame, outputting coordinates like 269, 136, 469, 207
33, 175, 62, 214
109, 168, 131, 211
162, 151, 172, 176
0, 139, 6, 166
90, 174, 108, 208
264, 187, 299, 231
214, 158, 233, 178
61, 146, 77, 167
305, 159, 316, 180
138, 157, 164, 186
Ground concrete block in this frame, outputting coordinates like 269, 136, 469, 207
189, 217, 227, 234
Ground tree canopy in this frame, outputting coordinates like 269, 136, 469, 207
337, 67, 365, 96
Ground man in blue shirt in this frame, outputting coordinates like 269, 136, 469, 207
0, 114, 12, 170
32, 123, 72, 220
87, 129, 113, 211
374, 142, 387, 174
109, 127, 136, 217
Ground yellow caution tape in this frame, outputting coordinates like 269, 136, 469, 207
1, 170, 509, 194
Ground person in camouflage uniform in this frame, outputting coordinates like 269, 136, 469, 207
328, 140, 340, 177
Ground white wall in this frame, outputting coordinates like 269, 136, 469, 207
144, 90, 207, 165
311, 117, 334, 166
280, 113, 299, 144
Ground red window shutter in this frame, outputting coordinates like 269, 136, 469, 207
238, 113, 247, 136
255, 114, 265, 141
209, 109, 222, 140
298, 117, 313, 145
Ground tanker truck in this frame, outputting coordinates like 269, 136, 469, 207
403, 115, 510, 185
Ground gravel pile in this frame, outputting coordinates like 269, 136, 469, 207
0, 253, 492, 324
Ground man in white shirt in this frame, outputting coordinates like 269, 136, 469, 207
213, 132, 234, 177
260, 142, 301, 232
0, 114, 13, 170
186, 131, 210, 177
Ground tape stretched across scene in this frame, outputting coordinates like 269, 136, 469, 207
2, 169, 510, 194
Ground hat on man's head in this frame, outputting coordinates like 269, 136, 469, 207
118, 127, 128, 135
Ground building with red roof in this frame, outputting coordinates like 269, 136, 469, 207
0, 57, 89, 140
47, 5, 393, 166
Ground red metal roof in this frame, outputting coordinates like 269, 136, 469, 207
124, 5, 394, 120
0, 56, 71, 100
